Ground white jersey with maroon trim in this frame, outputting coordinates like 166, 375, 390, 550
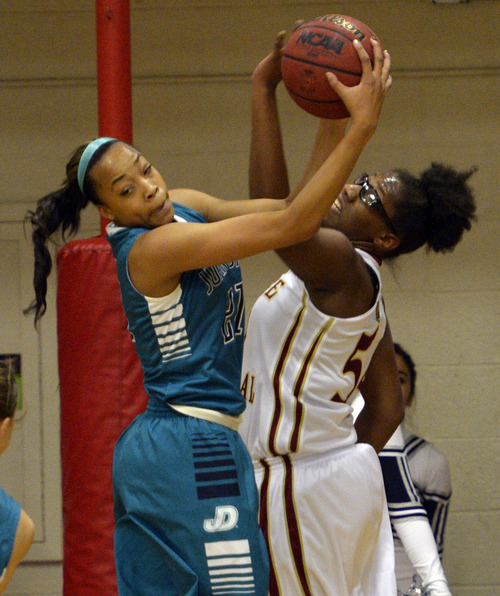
240, 249, 386, 459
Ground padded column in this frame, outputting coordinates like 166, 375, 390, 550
57, 237, 147, 595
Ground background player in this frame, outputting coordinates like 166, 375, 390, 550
386, 343, 452, 594
0, 362, 35, 594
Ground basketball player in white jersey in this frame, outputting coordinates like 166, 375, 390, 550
240, 34, 475, 596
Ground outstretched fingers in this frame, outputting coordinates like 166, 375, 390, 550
252, 30, 287, 89
324, 37, 392, 131
274, 30, 286, 53
381, 49, 392, 90
369, 38, 385, 76
369, 38, 392, 90
354, 38, 374, 77
354, 37, 392, 91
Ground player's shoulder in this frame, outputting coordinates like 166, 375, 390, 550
170, 188, 212, 215
295, 227, 368, 285
405, 429, 451, 477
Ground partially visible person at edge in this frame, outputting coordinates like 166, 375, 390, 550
23, 36, 390, 595
239, 32, 476, 596
0, 362, 35, 594
379, 343, 452, 595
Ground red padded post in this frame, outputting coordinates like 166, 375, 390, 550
58, 4, 138, 592
58, 239, 147, 595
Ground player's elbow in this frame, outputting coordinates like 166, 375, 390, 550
25, 516, 35, 548
283, 213, 322, 246
374, 392, 405, 443
18, 510, 36, 556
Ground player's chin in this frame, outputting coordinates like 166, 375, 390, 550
150, 200, 174, 227
320, 209, 338, 229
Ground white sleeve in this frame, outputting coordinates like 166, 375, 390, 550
393, 517, 452, 596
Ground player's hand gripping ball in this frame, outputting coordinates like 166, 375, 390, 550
281, 14, 384, 119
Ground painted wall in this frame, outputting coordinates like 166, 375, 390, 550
0, 1, 498, 594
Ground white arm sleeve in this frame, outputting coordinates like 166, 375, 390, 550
394, 518, 451, 596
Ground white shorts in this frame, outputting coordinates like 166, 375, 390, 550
254, 443, 397, 596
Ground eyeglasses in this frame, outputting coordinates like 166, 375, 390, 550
354, 174, 397, 235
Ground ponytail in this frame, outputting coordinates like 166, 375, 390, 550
23, 183, 88, 323
420, 163, 477, 253
390, 163, 477, 256
24, 139, 116, 325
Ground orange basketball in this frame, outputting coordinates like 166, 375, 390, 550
281, 14, 383, 119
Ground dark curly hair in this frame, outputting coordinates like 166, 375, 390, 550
389, 162, 477, 256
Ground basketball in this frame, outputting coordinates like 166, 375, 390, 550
281, 14, 383, 119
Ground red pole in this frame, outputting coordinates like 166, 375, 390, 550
60, 6, 138, 595
95, 0, 133, 235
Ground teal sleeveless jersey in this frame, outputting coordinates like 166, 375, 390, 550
107, 202, 246, 416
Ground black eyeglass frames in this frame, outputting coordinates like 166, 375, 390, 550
353, 174, 397, 235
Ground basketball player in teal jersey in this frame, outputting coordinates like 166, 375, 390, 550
240, 34, 475, 596
25, 38, 391, 595
0, 362, 35, 594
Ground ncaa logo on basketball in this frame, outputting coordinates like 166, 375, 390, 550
204, 506, 239, 532
297, 30, 345, 54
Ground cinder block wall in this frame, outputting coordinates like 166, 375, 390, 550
0, 1, 497, 594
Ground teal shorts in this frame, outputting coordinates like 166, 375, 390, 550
113, 408, 269, 595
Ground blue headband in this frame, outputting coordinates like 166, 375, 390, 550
77, 137, 117, 194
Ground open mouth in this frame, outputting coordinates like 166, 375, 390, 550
151, 200, 167, 216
